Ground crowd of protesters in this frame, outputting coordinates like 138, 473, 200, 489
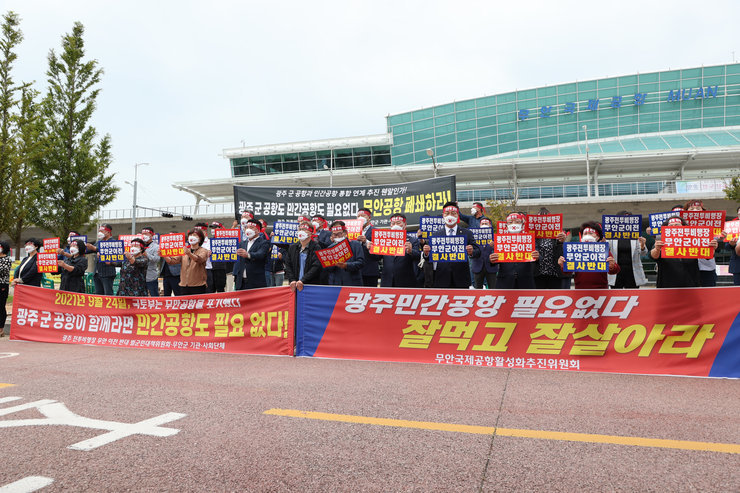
0, 200, 738, 311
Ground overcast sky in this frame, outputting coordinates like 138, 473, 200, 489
4, 0, 739, 211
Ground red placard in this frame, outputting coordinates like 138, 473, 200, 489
723, 219, 740, 242
118, 234, 143, 253
340, 219, 364, 241
11, 285, 294, 356
661, 226, 713, 258
526, 214, 563, 239
297, 285, 740, 377
316, 239, 353, 268
214, 228, 240, 239
37, 253, 59, 273
680, 210, 726, 237
43, 237, 60, 252
369, 229, 406, 256
159, 233, 186, 257
494, 233, 535, 262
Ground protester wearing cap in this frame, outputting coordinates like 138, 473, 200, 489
421, 202, 481, 289
85, 224, 117, 295
489, 212, 540, 289
57, 239, 88, 293
532, 207, 570, 289
557, 222, 620, 289
285, 221, 324, 291
311, 215, 332, 248
12, 238, 43, 288
374, 214, 420, 288
651, 216, 713, 288
233, 219, 271, 290
605, 210, 648, 289
471, 217, 498, 289
324, 220, 365, 286
459, 202, 489, 229
164, 228, 210, 295
356, 208, 381, 287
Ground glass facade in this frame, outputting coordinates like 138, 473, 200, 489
231, 145, 391, 177
387, 63, 740, 165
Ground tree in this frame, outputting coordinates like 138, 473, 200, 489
33, 21, 118, 239
7, 87, 44, 258
724, 176, 740, 203
0, 11, 26, 236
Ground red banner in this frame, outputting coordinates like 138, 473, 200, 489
37, 253, 58, 273
159, 233, 186, 257
296, 285, 740, 377
681, 210, 725, 237
11, 285, 294, 356
527, 214, 562, 239
43, 237, 60, 252
214, 228, 240, 239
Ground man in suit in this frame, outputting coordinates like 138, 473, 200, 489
284, 221, 324, 291
421, 202, 481, 289
376, 214, 420, 288
233, 219, 271, 290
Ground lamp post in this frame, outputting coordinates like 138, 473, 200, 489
582, 126, 591, 197
323, 150, 334, 187
426, 148, 438, 178
132, 162, 149, 234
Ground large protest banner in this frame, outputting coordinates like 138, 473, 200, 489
11, 285, 294, 356
234, 176, 456, 227
295, 285, 740, 378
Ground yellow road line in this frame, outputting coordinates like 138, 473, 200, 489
0, 383, 15, 389
264, 408, 740, 454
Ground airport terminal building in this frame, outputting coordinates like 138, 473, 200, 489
170, 63, 740, 226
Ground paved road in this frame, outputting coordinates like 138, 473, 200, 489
0, 338, 738, 492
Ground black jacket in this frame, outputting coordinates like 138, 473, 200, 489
284, 240, 324, 285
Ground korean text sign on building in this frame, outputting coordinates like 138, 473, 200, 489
563, 242, 609, 272
234, 176, 456, 227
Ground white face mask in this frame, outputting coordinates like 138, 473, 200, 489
141, 234, 151, 242
297, 230, 309, 241
69, 247, 79, 255
245, 228, 256, 239
311, 221, 321, 229
358, 216, 368, 225
25, 245, 36, 253
390, 224, 404, 231
332, 235, 346, 243
470, 208, 479, 216
444, 215, 457, 226
240, 219, 249, 227
188, 236, 199, 245
480, 223, 492, 229
507, 223, 523, 234
581, 235, 597, 243
130, 246, 141, 254
97, 232, 105, 240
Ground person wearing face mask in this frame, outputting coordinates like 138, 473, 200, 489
557, 222, 619, 289
324, 221, 365, 286
0, 241, 11, 337
459, 202, 490, 229
164, 228, 210, 295
207, 222, 230, 293
470, 218, 498, 289
684, 199, 720, 287
11, 238, 43, 288
56, 231, 83, 260
374, 214, 420, 288
194, 222, 215, 293
232, 219, 271, 290
233, 210, 255, 238
311, 215, 332, 248
57, 239, 89, 293
116, 238, 149, 297
285, 221, 324, 291
139, 227, 161, 296
356, 208, 381, 287
421, 202, 481, 289
489, 212, 540, 289
85, 223, 117, 295
651, 216, 717, 288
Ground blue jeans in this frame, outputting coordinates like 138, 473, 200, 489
146, 280, 159, 297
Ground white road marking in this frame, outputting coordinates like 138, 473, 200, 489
0, 476, 54, 493
0, 353, 19, 359
0, 396, 186, 451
